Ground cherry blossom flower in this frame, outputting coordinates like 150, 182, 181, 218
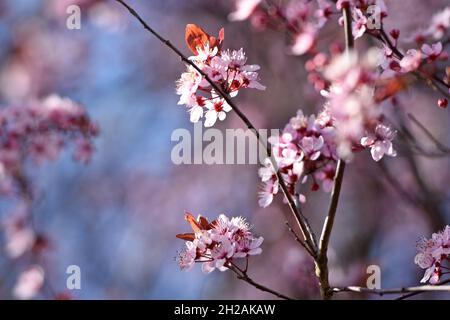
314, 163, 336, 192
352, 8, 368, 40
259, 108, 338, 207
176, 66, 202, 106
399, 49, 422, 72
3, 212, 36, 259
13, 266, 45, 300
322, 49, 382, 158
291, 25, 317, 55
234, 236, 264, 258
415, 226, 450, 284
425, 6, 450, 40
0, 94, 97, 299
176, 213, 263, 273
360, 124, 397, 161
204, 98, 232, 127
0, 95, 97, 196
421, 42, 443, 61
258, 160, 279, 208
176, 25, 264, 127
228, 0, 262, 21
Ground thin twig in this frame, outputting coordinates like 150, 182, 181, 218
285, 221, 315, 257
332, 278, 450, 299
377, 160, 422, 207
377, 28, 450, 98
228, 263, 294, 300
115, 0, 318, 256
407, 113, 450, 154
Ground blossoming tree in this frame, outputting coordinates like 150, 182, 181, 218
114, 0, 450, 299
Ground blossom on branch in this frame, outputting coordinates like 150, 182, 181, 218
0, 95, 98, 194
415, 226, 450, 284
258, 108, 338, 207
360, 123, 397, 162
322, 49, 384, 158
176, 212, 263, 273
176, 24, 264, 127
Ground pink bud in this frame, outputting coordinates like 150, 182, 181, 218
438, 98, 448, 109
390, 29, 400, 39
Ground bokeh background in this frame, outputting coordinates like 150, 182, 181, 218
0, 0, 449, 299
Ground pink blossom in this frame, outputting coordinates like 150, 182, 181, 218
204, 98, 232, 127
336, 0, 351, 11
176, 30, 264, 127
399, 49, 422, 72
421, 42, 443, 61
229, 0, 262, 21
360, 124, 397, 161
3, 213, 36, 259
352, 8, 367, 40
176, 66, 202, 106
13, 266, 45, 300
291, 25, 317, 56
0, 95, 97, 200
234, 236, 264, 258
415, 226, 450, 284
425, 7, 450, 40
177, 213, 263, 273
258, 161, 278, 208
178, 240, 199, 271
259, 108, 338, 207
74, 137, 95, 163
322, 49, 381, 158
314, 164, 336, 192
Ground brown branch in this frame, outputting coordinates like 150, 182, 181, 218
377, 28, 450, 98
285, 221, 315, 257
316, 160, 346, 299
115, 0, 318, 256
377, 160, 422, 207
332, 278, 450, 299
228, 263, 294, 300
314, 6, 352, 300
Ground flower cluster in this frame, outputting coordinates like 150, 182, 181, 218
415, 226, 450, 284
176, 213, 263, 273
176, 24, 265, 127
379, 41, 446, 78
0, 95, 97, 299
336, 0, 388, 40
0, 95, 98, 194
229, 0, 334, 56
406, 6, 450, 43
258, 108, 338, 207
322, 49, 397, 160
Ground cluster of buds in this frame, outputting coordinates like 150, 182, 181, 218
176, 24, 265, 127
176, 213, 263, 273
415, 226, 450, 284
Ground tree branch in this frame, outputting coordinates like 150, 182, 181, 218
228, 264, 294, 300
332, 278, 450, 299
376, 28, 450, 98
115, 0, 318, 256
314, 5, 352, 300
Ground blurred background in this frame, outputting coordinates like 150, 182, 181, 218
0, 0, 449, 299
